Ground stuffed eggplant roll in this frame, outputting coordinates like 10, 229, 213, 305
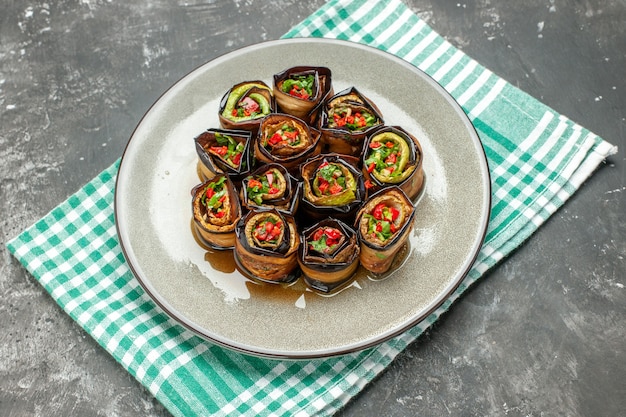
355, 186, 416, 274
194, 128, 253, 184
191, 175, 242, 250
273, 66, 333, 125
218, 80, 274, 134
298, 218, 360, 294
254, 113, 322, 172
319, 87, 383, 156
234, 209, 300, 283
240, 163, 301, 216
362, 126, 425, 201
300, 153, 365, 223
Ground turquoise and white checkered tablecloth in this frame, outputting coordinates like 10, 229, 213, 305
7, 0, 617, 416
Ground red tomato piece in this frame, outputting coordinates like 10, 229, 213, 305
329, 183, 343, 195
372, 203, 385, 220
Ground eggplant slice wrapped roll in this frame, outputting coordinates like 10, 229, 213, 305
300, 153, 365, 223
234, 209, 300, 283
194, 128, 254, 184
319, 87, 384, 156
298, 218, 360, 294
219, 80, 274, 134
362, 126, 425, 201
273, 66, 333, 125
254, 113, 322, 172
191, 175, 242, 250
355, 186, 416, 274
240, 163, 301, 216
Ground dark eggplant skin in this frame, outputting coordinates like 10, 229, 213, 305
254, 113, 322, 173
191, 174, 242, 251
354, 186, 416, 274
233, 208, 300, 283
299, 153, 366, 224
239, 163, 302, 217
273, 66, 333, 126
194, 128, 254, 185
319, 86, 384, 156
298, 217, 360, 293
218, 80, 275, 135
361, 125, 425, 201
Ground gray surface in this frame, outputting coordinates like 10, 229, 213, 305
1, 0, 624, 416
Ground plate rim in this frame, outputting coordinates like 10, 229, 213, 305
114, 37, 492, 359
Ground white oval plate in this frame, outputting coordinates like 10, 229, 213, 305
115, 38, 491, 359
